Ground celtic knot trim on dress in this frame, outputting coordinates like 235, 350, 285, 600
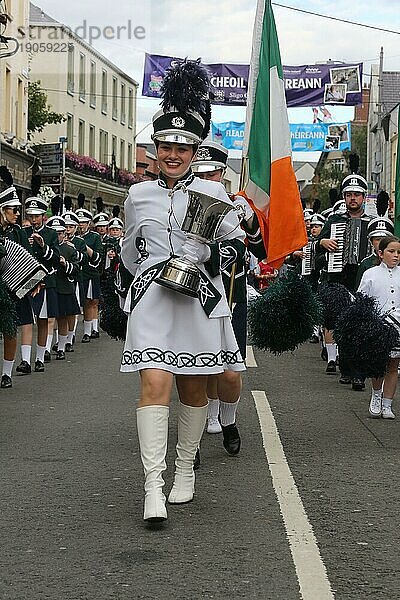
121, 347, 243, 368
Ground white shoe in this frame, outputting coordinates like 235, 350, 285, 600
207, 416, 222, 434
382, 404, 395, 419
369, 392, 382, 418
168, 403, 207, 504
137, 405, 169, 522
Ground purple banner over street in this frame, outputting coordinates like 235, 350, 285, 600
142, 53, 363, 108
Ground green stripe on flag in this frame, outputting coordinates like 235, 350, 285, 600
247, 0, 283, 197
395, 107, 400, 237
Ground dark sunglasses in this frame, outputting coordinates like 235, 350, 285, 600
7, 206, 20, 214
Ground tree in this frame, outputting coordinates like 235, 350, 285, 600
27, 80, 65, 138
349, 123, 367, 176
311, 161, 345, 209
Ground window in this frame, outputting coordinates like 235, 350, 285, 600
99, 129, 109, 163
89, 125, 95, 157
4, 67, 11, 130
127, 143, 132, 171
101, 70, 108, 114
120, 83, 126, 125
79, 53, 86, 101
128, 88, 134, 129
78, 120, 85, 155
67, 114, 74, 150
120, 139, 125, 169
16, 78, 24, 137
90, 61, 96, 107
112, 135, 117, 161
67, 45, 74, 95
112, 77, 118, 120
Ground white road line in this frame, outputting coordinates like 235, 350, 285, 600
246, 345, 257, 367
252, 390, 335, 600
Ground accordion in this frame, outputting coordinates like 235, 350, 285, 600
0, 238, 47, 298
301, 241, 315, 276
327, 219, 369, 273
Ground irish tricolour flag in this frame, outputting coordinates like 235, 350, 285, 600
241, 0, 307, 268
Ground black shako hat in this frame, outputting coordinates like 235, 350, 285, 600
152, 59, 211, 145
192, 141, 228, 173
367, 217, 394, 239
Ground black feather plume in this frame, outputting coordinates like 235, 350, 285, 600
0, 166, 14, 187
96, 196, 104, 213
112, 205, 120, 218
328, 188, 338, 207
64, 196, 72, 211
160, 58, 211, 138
31, 174, 41, 196
349, 153, 360, 174
51, 195, 61, 216
77, 193, 85, 209
376, 191, 389, 217
312, 199, 321, 213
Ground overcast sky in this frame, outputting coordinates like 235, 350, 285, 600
32, 0, 400, 154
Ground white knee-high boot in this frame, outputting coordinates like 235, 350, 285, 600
136, 405, 169, 522
168, 402, 208, 505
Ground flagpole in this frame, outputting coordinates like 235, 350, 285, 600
395, 106, 400, 237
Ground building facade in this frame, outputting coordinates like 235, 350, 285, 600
29, 3, 138, 173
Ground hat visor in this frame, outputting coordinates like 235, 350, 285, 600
50, 226, 66, 232
369, 231, 392, 238
152, 132, 201, 145
77, 217, 91, 222
26, 208, 46, 215
342, 186, 366, 194
1, 199, 22, 208
192, 164, 224, 173
64, 221, 78, 226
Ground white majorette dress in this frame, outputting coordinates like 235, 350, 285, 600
358, 262, 400, 358
120, 173, 247, 375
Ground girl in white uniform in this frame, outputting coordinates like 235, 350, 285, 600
120, 60, 245, 523
357, 236, 400, 419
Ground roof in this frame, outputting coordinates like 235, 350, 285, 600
293, 161, 318, 172
227, 158, 242, 174
30, 3, 58, 24
382, 72, 400, 114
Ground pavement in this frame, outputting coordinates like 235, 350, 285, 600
1, 330, 399, 600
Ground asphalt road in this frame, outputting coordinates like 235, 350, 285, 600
1, 330, 399, 600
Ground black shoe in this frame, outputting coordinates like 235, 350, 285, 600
321, 347, 328, 362
309, 335, 319, 344
193, 448, 201, 471
56, 350, 66, 360
81, 334, 91, 343
65, 343, 74, 353
339, 375, 352, 385
1, 374, 12, 388
91, 330, 100, 339
52, 342, 58, 352
16, 360, 31, 374
221, 423, 241, 456
72, 334, 75, 344
326, 360, 336, 374
34, 360, 45, 373
44, 350, 51, 363
352, 378, 365, 391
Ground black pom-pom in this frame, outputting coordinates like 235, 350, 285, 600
349, 153, 360, 174
312, 199, 321, 213
100, 270, 127, 340
248, 271, 323, 354
328, 189, 338, 206
31, 174, 41, 196
0, 271, 18, 337
0, 166, 14, 187
64, 196, 72, 211
51, 195, 61, 216
77, 193, 85, 208
316, 282, 353, 330
112, 205, 120, 218
96, 196, 104, 213
334, 293, 399, 378
160, 58, 211, 138
376, 191, 389, 217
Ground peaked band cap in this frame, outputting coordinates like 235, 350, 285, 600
152, 109, 205, 145
93, 212, 110, 226
75, 208, 93, 222
309, 213, 325, 226
367, 216, 394, 238
192, 141, 229, 173
0, 185, 21, 208
332, 199, 347, 214
108, 217, 123, 229
47, 216, 66, 231
341, 174, 368, 195
25, 196, 48, 214
62, 211, 80, 225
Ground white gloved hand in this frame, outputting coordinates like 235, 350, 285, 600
233, 196, 254, 223
181, 236, 211, 264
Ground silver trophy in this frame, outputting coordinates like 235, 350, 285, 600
155, 190, 234, 297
